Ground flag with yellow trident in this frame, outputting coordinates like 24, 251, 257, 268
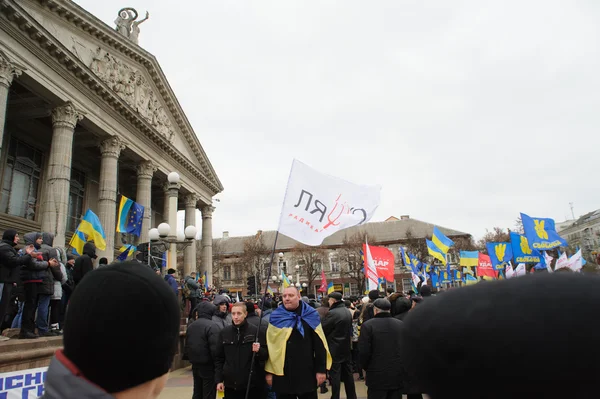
486, 242, 513, 271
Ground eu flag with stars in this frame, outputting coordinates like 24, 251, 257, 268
117, 195, 144, 237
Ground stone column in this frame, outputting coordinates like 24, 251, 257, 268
0, 53, 23, 152
162, 182, 170, 223
97, 136, 125, 263
136, 160, 156, 243
166, 180, 180, 273
201, 205, 215, 286
41, 102, 84, 247
184, 194, 198, 277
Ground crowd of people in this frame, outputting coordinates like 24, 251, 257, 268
3, 229, 600, 399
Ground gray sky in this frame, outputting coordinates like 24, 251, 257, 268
76, 0, 600, 240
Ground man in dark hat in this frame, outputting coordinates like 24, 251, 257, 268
164, 268, 179, 296
358, 298, 406, 399
323, 291, 357, 399
41, 261, 180, 398
399, 273, 600, 399
73, 242, 97, 286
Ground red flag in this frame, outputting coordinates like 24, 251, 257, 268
477, 253, 498, 279
362, 244, 395, 282
317, 270, 327, 292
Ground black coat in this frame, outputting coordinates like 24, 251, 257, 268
271, 306, 328, 395
215, 320, 268, 391
185, 302, 219, 374
358, 312, 406, 391
73, 243, 96, 286
0, 240, 32, 283
322, 301, 352, 363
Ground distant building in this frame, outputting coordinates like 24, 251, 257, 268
213, 216, 471, 297
557, 209, 600, 261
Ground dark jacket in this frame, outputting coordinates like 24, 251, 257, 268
164, 274, 179, 296
215, 320, 268, 391
17, 232, 47, 283
317, 303, 329, 320
393, 297, 413, 321
185, 302, 219, 373
73, 243, 96, 286
212, 310, 232, 330
358, 312, 406, 391
246, 312, 268, 330
271, 305, 328, 395
322, 300, 352, 363
184, 275, 200, 298
38, 240, 63, 296
41, 351, 114, 399
0, 239, 32, 283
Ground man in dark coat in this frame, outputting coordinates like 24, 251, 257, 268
0, 230, 34, 332
164, 268, 179, 296
215, 302, 268, 399
265, 286, 330, 399
36, 233, 63, 336
73, 242, 97, 286
358, 298, 405, 399
322, 292, 357, 399
185, 301, 220, 399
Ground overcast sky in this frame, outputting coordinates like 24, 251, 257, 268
76, 0, 600, 240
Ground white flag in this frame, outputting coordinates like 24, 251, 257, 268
544, 251, 554, 273
278, 159, 381, 246
514, 263, 527, 277
411, 272, 421, 288
506, 262, 515, 279
567, 249, 583, 272
365, 240, 379, 291
422, 272, 429, 286
555, 252, 569, 271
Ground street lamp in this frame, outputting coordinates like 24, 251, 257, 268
148, 223, 197, 272
278, 252, 284, 276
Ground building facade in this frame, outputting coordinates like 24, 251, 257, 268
213, 216, 471, 297
557, 209, 600, 262
0, 0, 222, 282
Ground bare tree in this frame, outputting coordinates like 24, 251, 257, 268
404, 228, 429, 260
476, 227, 510, 252
240, 234, 269, 281
338, 231, 370, 293
290, 244, 326, 295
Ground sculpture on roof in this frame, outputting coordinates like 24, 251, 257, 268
114, 8, 149, 44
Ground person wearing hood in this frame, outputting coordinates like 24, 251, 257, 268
35, 233, 63, 337
40, 261, 180, 399
185, 301, 220, 399
49, 247, 68, 335
244, 301, 268, 330
164, 268, 179, 296
212, 294, 232, 329
0, 230, 36, 335
393, 297, 413, 321
73, 242, 97, 286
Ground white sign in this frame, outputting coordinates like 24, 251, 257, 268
278, 159, 381, 246
0, 367, 48, 398
555, 252, 569, 271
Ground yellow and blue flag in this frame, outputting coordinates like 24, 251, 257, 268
521, 213, 567, 251
486, 243, 512, 270
440, 269, 452, 284
465, 274, 478, 285
204, 271, 209, 291
70, 209, 106, 255
432, 226, 454, 254
427, 239, 446, 265
400, 247, 411, 268
267, 285, 274, 294
282, 272, 291, 288
327, 281, 334, 294
453, 269, 463, 282
510, 232, 541, 264
117, 196, 145, 237
116, 244, 136, 261
459, 251, 479, 267
265, 301, 332, 376
429, 271, 441, 288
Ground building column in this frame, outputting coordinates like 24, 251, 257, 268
162, 182, 170, 223
97, 136, 125, 263
41, 102, 84, 247
201, 205, 215, 286
166, 180, 180, 273
136, 160, 156, 243
184, 194, 198, 277
0, 52, 24, 152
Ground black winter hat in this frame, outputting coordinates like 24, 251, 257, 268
167, 268, 177, 275
368, 290, 380, 301
2, 229, 17, 242
328, 292, 343, 301
63, 262, 180, 393
399, 273, 600, 399
419, 285, 432, 297
373, 298, 391, 311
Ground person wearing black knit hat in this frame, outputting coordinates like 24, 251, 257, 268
41, 261, 180, 398
399, 273, 600, 399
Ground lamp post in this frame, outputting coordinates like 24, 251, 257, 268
148, 222, 197, 275
295, 264, 301, 288
271, 275, 280, 293
302, 282, 307, 295
278, 252, 285, 276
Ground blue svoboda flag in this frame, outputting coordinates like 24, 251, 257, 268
521, 213, 567, 251
265, 301, 332, 376
486, 242, 513, 270
510, 232, 541, 264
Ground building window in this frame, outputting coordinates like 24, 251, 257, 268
234, 264, 242, 279
330, 255, 340, 272
402, 278, 413, 293
67, 169, 86, 232
223, 266, 231, 280
0, 137, 43, 220
349, 282, 359, 296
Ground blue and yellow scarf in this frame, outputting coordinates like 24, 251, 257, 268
265, 301, 332, 376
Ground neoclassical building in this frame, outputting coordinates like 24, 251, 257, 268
0, 1, 222, 282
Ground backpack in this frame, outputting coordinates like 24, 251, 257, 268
182, 280, 191, 298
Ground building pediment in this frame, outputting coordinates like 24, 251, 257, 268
1, 0, 223, 194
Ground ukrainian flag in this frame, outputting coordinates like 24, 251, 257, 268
117, 196, 144, 237
267, 285, 274, 294
427, 239, 446, 265
432, 226, 454, 254
327, 282, 334, 294
70, 209, 106, 255
265, 301, 332, 376
465, 274, 478, 285
282, 272, 291, 288
116, 244, 136, 261
460, 251, 479, 267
